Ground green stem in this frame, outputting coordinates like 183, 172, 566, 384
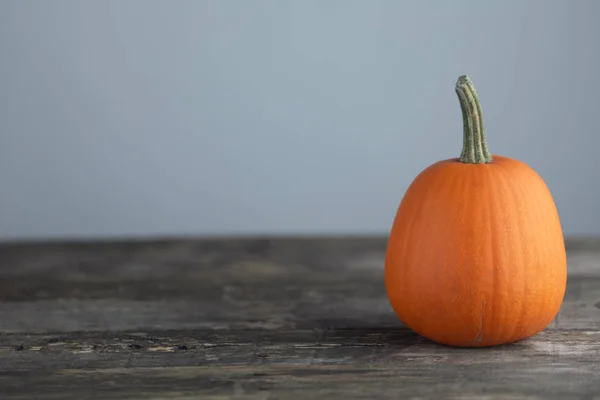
456, 75, 492, 164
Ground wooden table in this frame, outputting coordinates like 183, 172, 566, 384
1, 237, 599, 399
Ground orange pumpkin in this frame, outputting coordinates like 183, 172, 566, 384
384, 75, 567, 347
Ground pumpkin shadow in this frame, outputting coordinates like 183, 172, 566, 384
313, 319, 528, 350
312, 318, 426, 349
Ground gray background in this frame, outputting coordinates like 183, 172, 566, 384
1, 0, 599, 240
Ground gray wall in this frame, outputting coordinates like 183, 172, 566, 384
1, 0, 599, 240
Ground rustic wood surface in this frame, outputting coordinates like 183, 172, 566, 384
1, 236, 600, 399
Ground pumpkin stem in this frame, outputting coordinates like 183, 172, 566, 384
456, 75, 492, 164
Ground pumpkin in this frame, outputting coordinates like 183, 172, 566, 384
384, 75, 567, 347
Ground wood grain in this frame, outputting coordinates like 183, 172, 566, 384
0, 237, 599, 399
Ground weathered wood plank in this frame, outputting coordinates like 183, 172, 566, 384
1, 328, 600, 399
1, 237, 598, 278
2, 361, 600, 399
0, 275, 596, 333
1, 328, 600, 371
